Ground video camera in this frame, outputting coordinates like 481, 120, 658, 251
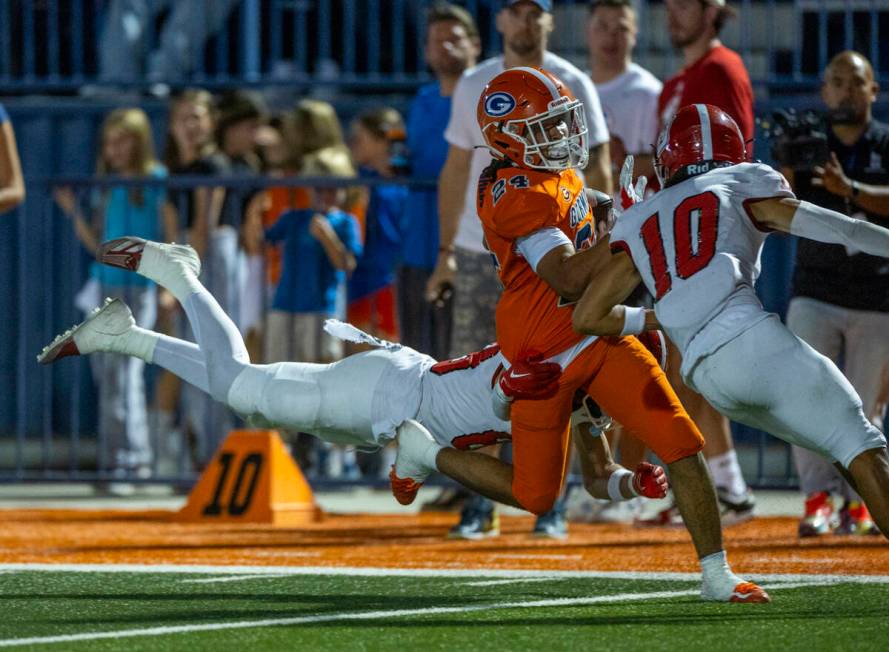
760, 109, 830, 171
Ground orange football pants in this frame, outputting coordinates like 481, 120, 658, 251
510, 335, 704, 515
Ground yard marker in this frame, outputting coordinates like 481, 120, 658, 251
176, 430, 320, 526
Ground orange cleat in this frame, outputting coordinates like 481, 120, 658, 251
389, 466, 423, 506
728, 581, 771, 603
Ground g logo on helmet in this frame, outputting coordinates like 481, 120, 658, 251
484, 92, 516, 117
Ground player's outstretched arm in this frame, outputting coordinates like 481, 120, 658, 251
534, 237, 614, 302
572, 249, 655, 336
748, 196, 889, 258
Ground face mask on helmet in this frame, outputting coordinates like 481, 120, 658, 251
503, 97, 589, 171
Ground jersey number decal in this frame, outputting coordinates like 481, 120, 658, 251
639, 191, 720, 299
492, 175, 530, 205
451, 430, 512, 451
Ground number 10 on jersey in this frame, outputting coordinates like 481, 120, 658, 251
639, 191, 720, 299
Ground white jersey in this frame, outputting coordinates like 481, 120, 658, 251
417, 344, 513, 450
609, 162, 794, 381
445, 52, 609, 253
594, 63, 662, 156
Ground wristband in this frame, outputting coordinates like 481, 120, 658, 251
619, 306, 647, 336
607, 469, 634, 501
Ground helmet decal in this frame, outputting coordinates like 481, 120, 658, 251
694, 104, 714, 159
484, 92, 517, 117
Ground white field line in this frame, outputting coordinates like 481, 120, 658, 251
466, 578, 559, 587
180, 574, 293, 585
0, 589, 699, 648
0, 563, 887, 585
492, 554, 583, 561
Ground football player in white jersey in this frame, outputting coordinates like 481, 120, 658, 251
38, 236, 668, 509
573, 103, 889, 537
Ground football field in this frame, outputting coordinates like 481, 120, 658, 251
1, 566, 888, 650
1, 507, 888, 650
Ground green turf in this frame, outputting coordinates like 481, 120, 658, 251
0, 571, 887, 651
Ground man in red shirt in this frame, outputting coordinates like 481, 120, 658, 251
658, 0, 753, 145
646, 0, 756, 526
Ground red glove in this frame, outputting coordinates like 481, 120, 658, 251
636, 329, 667, 371
498, 353, 562, 401
632, 462, 669, 499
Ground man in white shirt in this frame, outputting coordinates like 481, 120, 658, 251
588, 0, 661, 190
424, 0, 611, 539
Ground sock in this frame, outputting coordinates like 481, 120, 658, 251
106, 325, 159, 362
420, 438, 443, 471
707, 449, 748, 497
700, 549, 741, 592
139, 244, 202, 303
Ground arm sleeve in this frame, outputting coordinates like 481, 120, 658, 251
516, 227, 573, 272
443, 74, 477, 150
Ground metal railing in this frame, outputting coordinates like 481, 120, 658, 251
0, 1, 886, 93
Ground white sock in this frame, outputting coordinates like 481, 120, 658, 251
138, 243, 202, 303
106, 325, 159, 362
422, 440, 443, 471
700, 549, 742, 590
707, 449, 748, 496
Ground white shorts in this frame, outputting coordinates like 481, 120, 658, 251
690, 314, 887, 468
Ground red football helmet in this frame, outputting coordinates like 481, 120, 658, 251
477, 67, 588, 171
654, 103, 746, 187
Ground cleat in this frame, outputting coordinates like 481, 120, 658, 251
390, 420, 438, 506
37, 298, 134, 365
701, 579, 771, 603
717, 486, 756, 525
836, 500, 880, 536
727, 581, 771, 603
798, 491, 838, 537
97, 236, 201, 280
532, 500, 568, 539
389, 466, 423, 506
449, 498, 499, 540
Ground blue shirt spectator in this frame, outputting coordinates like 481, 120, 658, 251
402, 82, 452, 269
348, 172, 407, 301
266, 208, 362, 313
94, 166, 167, 287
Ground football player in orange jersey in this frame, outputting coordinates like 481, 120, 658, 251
393, 67, 768, 603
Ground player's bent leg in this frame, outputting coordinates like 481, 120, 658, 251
390, 420, 443, 505
435, 447, 520, 508
845, 446, 889, 539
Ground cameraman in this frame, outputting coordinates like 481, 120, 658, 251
784, 51, 889, 537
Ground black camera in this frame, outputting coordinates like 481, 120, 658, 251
761, 109, 830, 171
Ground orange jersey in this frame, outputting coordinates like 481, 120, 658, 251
477, 162, 596, 361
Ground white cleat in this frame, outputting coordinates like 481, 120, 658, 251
96, 236, 201, 283
37, 298, 135, 365
390, 420, 439, 506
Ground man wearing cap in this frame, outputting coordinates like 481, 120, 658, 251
643, 0, 757, 527
425, 0, 611, 539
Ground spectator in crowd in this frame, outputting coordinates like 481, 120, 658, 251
400, 2, 480, 361
588, 0, 661, 188
425, 0, 611, 540
265, 152, 363, 478
783, 51, 889, 537
53, 108, 166, 488
584, 0, 662, 523
149, 88, 220, 473
0, 102, 24, 213
643, 0, 756, 526
347, 108, 408, 342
